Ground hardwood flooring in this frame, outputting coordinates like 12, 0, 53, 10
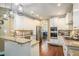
39, 40, 64, 56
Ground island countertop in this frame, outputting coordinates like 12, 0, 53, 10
0, 36, 32, 44
64, 39, 79, 48
0, 36, 39, 45
31, 40, 39, 46
48, 36, 79, 47
64, 37, 79, 47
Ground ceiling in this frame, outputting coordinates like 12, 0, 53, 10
0, 3, 73, 20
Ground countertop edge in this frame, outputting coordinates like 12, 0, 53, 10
31, 41, 39, 46
0, 36, 31, 44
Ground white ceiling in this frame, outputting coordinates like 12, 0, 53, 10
0, 3, 73, 20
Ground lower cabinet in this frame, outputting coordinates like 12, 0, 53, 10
5, 40, 31, 56
31, 43, 39, 56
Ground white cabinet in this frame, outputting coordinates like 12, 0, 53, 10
31, 43, 39, 56
50, 16, 71, 30
73, 4, 79, 29
66, 12, 73, 30
50, 17, 57, 27
5, 40, 31, 56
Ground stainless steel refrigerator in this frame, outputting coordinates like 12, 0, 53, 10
36, 26, 42, 42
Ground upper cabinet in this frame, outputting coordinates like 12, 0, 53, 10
50, 17, 57, 27
66, 12, 73, 30
50, 12, 73, 30
73, 4, 79, 29
14, 14, 40, 30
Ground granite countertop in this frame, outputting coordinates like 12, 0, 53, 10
48, 36, 79, 47
64, 37, 79, 56
64, 36, 79, 41
48, 36, 64, 46
31, 40, 39, 46
65, 39, 79, 48
0, 36, 39, 46
0, 36, 31, 44
63, 37, 79, 47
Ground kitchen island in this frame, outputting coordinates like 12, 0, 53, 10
48, 36, 66, 55
64, 37, 79, 56
0, 36, 39, 56
48, 36, 79, 56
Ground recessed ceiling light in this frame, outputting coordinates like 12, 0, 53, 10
14, 3, 20, 6
31, 11, 34, 14
36, 14, 39, 17
57, 3, 61, 7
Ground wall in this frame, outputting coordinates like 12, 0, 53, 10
0, 26, 3, 36
0, 18, 4, 52
0, 24, 4, 52
14, 14, 40, 35
0, 39, 4, 52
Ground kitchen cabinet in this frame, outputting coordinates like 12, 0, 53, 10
14, 14, 40, 35
31, 40, 39, 56
50, 8, 73, 30
66, 12, 73, 30
67, 46, 79, 56
73, 4, 79, 29
4, 37, 31, 56
31, 43, 39, 56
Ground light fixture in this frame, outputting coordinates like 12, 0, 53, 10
18, 5, 23, 12
3, 3, 8, 20
14, 3, 23, 13
36, 14, 39, 17
31, 11, 34, 14
14, 3, 20, 6
3, 14, 8, 19
57, 3, 61, 7
3, 13, 9, 20
9, 10, 14, 18
9, 11, 13, 15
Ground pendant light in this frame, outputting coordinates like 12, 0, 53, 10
17, 4, 24, 16
3, 3, 9, 20
9, 3, 14, 18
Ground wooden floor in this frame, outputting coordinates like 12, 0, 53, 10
39, 40, 64, 56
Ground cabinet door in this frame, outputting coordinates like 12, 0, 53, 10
16, 42, 31, 56
73, 4, 79, 29
73, 11, 79, 28
31, 44, 39, 56
5, 40, 31, 56
5, 40, 18, 56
